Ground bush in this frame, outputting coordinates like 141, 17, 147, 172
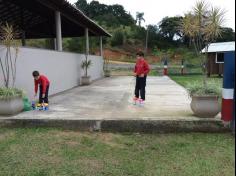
110, 30, 124, 46
0, 88, 23, 100
186, 81, 221, 97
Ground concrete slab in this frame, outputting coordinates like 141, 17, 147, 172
0, 76, 228, 132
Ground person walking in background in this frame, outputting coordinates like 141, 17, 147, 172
133, 51, 150, 106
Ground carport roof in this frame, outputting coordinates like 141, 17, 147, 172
0, 0, 111, 39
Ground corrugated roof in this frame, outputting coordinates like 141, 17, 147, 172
0, 0, 111, 38
201, 42, 235, 53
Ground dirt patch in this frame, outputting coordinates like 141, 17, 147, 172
53, 131, 84, 138
0, 131, 15, 141
79, 158, 104, 171
95, 133, 124, 148
103, 48, 160, 64
65, 141, 80, 147
103, 49, 134, 63
110, 60, 133, 64
146, 55, 161, 64
111, 70, 133, 76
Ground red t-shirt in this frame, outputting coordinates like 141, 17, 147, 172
34, 75, 50, 94
134, 58, 150, 76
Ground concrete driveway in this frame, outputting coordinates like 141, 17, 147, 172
2, 76, 205, 120
1, 76, 226, 132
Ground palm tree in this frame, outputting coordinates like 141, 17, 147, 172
136, 12, 145, 26
181, 0, 225, 88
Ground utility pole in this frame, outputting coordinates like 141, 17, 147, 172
145, 25, 149, 55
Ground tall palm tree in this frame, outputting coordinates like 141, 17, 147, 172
136, 12, 145, 26
181, 0, 225, 88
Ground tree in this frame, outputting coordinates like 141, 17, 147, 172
75, 0, 88, 14
108, 5, 135, 26
88, 1, 105, 18
66, 37, 85, 53
110, 30, 124, 46
216, 27, 235, 42
159, 16, 183, 41
131, 25, 146, 41
181, 0, 225, 88
145, 25, 159, 52
78, 1, 135, 27
136, 12, 145, 26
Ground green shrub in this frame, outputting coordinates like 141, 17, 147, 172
0, 87, 23, 100
110, 30, 124, 46
186, 81, 221, 97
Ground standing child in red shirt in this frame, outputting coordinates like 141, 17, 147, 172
32, 71, 50, 104
133, 51, 150, 105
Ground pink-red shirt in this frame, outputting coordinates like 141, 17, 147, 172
34, 75, 50, 94
134, 58, 150, 76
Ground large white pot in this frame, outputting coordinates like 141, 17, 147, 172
190, 95, 220, 118
81, 76, 91, 85
0, 97, 24, 116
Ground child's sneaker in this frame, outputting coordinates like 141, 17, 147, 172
133, 97, 138, 105
44, 103, 49, 110
138, 99, 145, 106
32, 101, 36, 110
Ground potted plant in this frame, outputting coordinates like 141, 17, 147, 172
81, 54, 92, 85
0, 88, 24, 115
0, 23, 24, 115
187, 81, 221, 117
103, 57, 111, 77
181, 0, 225, 117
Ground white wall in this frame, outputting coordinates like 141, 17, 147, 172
0, 46, 104, 99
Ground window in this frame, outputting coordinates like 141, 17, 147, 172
215, 53, 224, 63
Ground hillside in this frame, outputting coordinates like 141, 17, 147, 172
25, 0, 234, 66
97, 44, 160, 64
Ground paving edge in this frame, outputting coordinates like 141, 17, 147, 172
0, 119, 230, 133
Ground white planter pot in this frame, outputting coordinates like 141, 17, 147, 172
190, 95, 220, 118
0, 97, 24, 116
81, 76, 91, 85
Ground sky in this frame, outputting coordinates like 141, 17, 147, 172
68, 0, 235, 30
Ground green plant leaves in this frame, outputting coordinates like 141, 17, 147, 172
81, 60, 92, 69
0, 87, 23, 99
186, 81, 221, 97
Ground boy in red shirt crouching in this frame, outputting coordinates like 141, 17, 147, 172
32, 71, 50, 104
133, 51, 150, 105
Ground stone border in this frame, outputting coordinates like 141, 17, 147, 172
0, 119, 230, 133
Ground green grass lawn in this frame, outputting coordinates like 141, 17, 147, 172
0, 128, 234, 176
169, 74, 223, 89
169, 74, 223, 107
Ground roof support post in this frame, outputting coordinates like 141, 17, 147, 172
21, 31, 26, 46
53, 38, 57, 50
55, 11, 62, 51
85, 28, 89, 55
100, 36, 103, 57
20, 8, 26, 46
